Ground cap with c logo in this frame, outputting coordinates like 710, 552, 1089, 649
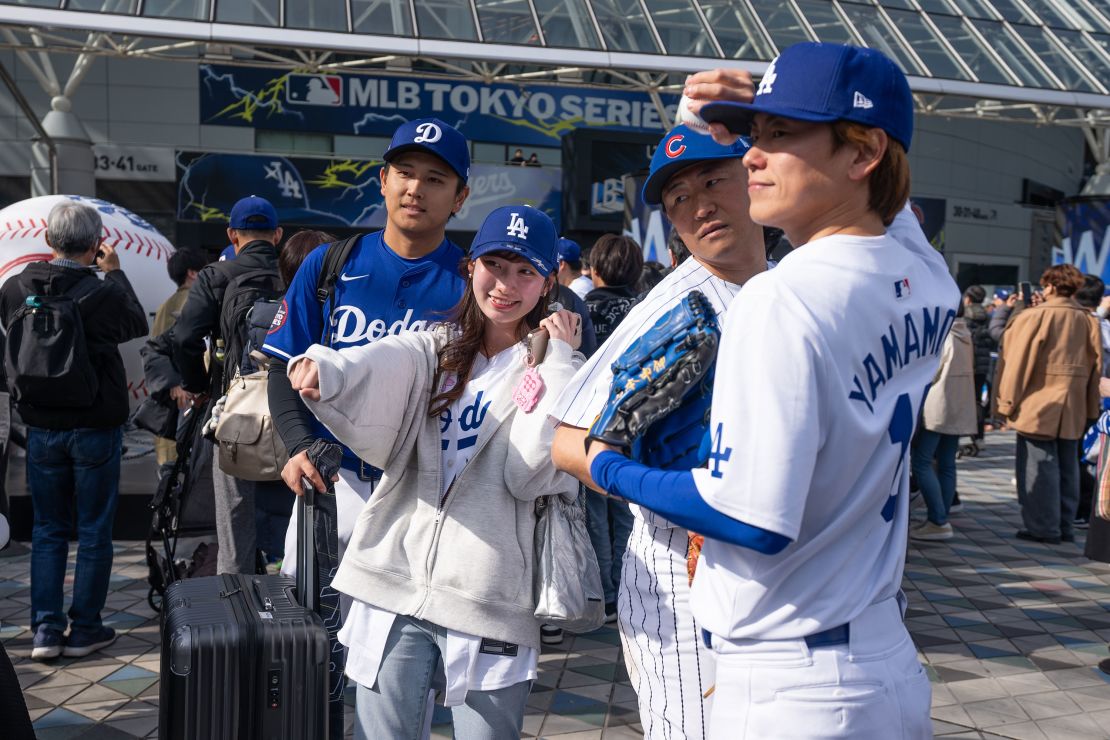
641, 124, 751, 206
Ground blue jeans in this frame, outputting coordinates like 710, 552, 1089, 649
27, 426, 122, 633
354, 616, 531, 740
584, 486, 634, 604
910, 430, 959, 526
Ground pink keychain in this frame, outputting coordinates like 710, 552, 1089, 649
513, 366, 545, 412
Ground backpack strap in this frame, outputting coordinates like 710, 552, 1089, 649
313, 235, 361, 348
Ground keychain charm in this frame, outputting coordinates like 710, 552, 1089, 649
513, 367, 545, 412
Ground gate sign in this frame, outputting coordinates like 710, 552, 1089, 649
1053, 198, 1110, 283
200, 65, 679, 148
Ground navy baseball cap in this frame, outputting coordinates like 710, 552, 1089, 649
701, 42, 915, 152
642, 124, 751, 206
557, 238, 581, 263
994, 288, 1012, 301
470, 206, 558, 276
229, 195, 279, 230
383, 118, 470, 183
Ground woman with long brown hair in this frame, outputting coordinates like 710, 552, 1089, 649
287, 205, 582, 739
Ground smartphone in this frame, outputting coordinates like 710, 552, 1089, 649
1020, 281, 1033, 306
526, 327, 549, 367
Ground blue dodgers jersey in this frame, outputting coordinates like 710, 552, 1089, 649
263, 230, 466, 456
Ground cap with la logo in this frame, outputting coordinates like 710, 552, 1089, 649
383, 117, 471, 182
701, 42, 914, 152
469, 205, 558, 276
641, 123, 750, 206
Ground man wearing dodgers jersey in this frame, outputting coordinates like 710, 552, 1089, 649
586, 43, 960, 739
263, 118, 471, 739
551, 126, 766, 740
264, 117, 471, 569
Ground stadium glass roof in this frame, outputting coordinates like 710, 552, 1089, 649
2, 0, 1110, 128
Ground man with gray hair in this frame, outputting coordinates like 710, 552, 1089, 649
0, 199, 148, 661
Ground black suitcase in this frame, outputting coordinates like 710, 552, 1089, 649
159, 482, 329, 739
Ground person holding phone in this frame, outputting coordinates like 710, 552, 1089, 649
996, 264, 1101, 544
288, 206, 583, 740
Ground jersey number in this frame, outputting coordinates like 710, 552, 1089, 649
881, 387, 928, 522
708, 422, 732, 479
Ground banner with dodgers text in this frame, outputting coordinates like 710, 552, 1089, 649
176, 151, 562, 230
199, 64, 679, 148
1053, 197, 1110, 284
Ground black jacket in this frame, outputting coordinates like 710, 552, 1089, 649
0, 262, 148, 429
172, 241, 280, 393
585, 285, 638, 347
964, 303, 996, 377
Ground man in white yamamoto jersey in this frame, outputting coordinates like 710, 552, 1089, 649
550, 126, 767, 740
585, 43, 960, 739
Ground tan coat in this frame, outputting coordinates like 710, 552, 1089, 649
995, 296, 1101, 440
922, 318, 977, 436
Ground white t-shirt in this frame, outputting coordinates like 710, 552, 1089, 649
690, 207, 961, 641
550, 256, 745, 527
339, 343, 538, 705
570, 275, 594, 300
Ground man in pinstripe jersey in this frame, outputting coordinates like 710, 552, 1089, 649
549, 124, 768, 740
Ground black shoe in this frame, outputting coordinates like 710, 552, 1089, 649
1061, 533, 1076, 543
1099, 658, 1110, 676
604, 602, 618, 624
1075, 517, 1090, 530
540, 625, 563, 645
1016, 530, 1062, 545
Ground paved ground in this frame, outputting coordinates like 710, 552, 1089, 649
4, 430, 1110, 739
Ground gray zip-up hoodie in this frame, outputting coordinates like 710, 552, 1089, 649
296, 328, 582, 650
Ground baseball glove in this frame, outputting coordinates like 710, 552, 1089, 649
587, 290, 720, 467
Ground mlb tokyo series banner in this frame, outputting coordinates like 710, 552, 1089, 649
1053, 197, 1110, 283
199, 65, 679, 148
176, 151, 562, 230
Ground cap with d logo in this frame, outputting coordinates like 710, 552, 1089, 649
469, 205, 558, 276
383, 117, 471, 183
641, 124, 751, 206
701, 42, 914, 152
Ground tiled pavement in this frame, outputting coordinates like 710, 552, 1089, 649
4, 431, 1110, 739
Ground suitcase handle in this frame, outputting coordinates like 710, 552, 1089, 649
296, 476, 317, 612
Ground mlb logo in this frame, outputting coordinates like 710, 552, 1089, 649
894, 278, 911, 299
286, 74, 343, 106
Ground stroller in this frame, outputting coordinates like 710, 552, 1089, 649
144, 402, 219, 612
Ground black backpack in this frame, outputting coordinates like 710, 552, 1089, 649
314, 235, 360, 347
217, 267, 283, 392
5, 276, 100, 408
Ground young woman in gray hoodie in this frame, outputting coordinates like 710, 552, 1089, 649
288, 205, 584, 739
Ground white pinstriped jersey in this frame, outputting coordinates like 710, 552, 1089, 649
549, 255, 746, 528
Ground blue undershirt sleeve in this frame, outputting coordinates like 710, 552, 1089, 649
590, 451, 792, 555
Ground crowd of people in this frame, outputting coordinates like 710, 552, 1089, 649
5, 39, 1110, 740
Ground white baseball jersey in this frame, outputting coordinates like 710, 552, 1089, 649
691, 208, 960, 641
551, 255, 749, 740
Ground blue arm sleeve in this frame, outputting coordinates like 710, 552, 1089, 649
590, 451, 792, 555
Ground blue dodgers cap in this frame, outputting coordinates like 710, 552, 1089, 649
556, 238, 581, 263
994, 288, 1012, 301
228, 195, 278, 230
383, 117, 470, 183
641, 124, 751, 206
700, 42, 915, 152
470, 206, 558, 276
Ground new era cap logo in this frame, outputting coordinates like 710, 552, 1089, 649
506, 212, 529, 239
413, 122, 442, 144
853, 91, 874, 109
664, 134, 686, 159
756, 60, 778, 96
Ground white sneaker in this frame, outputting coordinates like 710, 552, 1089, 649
948, 501, 965, 514
910, 521, 953, 541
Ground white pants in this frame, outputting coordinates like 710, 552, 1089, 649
706, 598, 931, 740
280, 468, 375, 579
618, 519, 715, 740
